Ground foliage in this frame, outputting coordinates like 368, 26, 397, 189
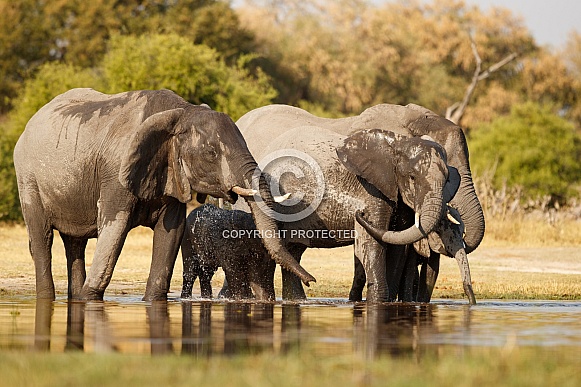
238, 0, 535, 116
469, 102, 581, 203
0, 0, 254, 113
101, 34, 276, 120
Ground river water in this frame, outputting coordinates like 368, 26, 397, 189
1, 298, 580, 358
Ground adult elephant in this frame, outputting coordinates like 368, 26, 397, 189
237, 104, 484, 301
235, 123, 460, 302
13, 88, 314, 301
236, 104, 484, 253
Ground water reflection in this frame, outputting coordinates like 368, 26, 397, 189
1, 299, 580, 358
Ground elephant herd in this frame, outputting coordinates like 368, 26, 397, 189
14, 88, 484, 305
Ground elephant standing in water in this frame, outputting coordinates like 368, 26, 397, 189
13, 88, 314, 301
234, 123, 463, 303
236, 104, 482, 303
181, 204, 275, 301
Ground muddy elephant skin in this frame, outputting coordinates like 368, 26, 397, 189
181, 204, 275, 301
13, 88, 314, 301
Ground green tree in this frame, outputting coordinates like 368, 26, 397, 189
101, 34, 276, 120
0, 0, 254, 113
469, 102, 581, 203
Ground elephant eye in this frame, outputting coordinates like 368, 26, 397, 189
204, 145, 218, 159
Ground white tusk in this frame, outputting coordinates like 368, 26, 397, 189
414, 212, 421, 229
274, 192, 292, 203
232, 186, 258, 196
447, 212, 461, 225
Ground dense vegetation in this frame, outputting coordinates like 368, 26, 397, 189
1, 0, 581, 221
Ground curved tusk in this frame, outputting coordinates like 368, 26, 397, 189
274, 192, 292, 203
232, 186, 258, 196
414, 212, 421, 229
447, 211, 461, 225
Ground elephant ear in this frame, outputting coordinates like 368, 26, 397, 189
443, 166, 460, 203
337, 129, 401, 202
119, 108, 184, 200
413, 238, 431, 258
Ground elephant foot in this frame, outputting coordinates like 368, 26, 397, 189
79, 287, 105, 301
142, 291, 169, 302
364, 283, 388, 303
348, 288, 363, 302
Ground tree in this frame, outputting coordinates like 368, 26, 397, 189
0, 0, 254, 113
469, 102, 581, 204
102, 34, 276, 120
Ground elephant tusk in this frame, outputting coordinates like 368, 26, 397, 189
232, 186, 258, 196
274, 192, 292, 203
414, 212, 421, 229
447, 209, 462, 225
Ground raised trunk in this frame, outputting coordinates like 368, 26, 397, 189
454, 248, 476, 305
237, 161, 316, 286
450, 172, 485, 254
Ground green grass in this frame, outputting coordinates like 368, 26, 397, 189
0, 347, 579, 387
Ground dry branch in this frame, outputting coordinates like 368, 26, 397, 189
446, 38, 518, 125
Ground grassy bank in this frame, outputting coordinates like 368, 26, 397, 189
1, 346, 580, 387
1, 215, 581, 300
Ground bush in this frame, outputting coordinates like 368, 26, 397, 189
469, 102, 581, 204
102, 34, 276, 120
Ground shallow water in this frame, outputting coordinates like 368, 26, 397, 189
1, 298, 580, 358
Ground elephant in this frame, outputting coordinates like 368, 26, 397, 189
13, 88, 315, 301
356, 204, 477, 304
180, 204, 275, 301
234, 123, 460, 302
236, 104, 484, 302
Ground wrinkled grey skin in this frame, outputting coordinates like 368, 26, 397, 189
237, 104, 483, 303
356, 205, 476, 304
234, 123, 458, 302
13, 88, 314, 301
237, 104, 484, 251
181, 204, 275, 301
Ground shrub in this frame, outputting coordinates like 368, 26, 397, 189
469, 102, 581, 204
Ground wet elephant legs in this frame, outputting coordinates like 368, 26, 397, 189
61, 234, 88, 299
281, 244, 308, 300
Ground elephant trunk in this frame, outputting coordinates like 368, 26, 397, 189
450, 170, 485, 254
235, 160, 316, 286
454, 247, 476, 305
357, 188, 444, 245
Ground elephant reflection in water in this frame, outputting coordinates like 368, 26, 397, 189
34, 300, 118, 353
353, 303, 437, 359
353, 303, 475, 359
180, 302, 302, 356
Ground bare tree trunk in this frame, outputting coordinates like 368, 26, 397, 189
446, 37, 518, 125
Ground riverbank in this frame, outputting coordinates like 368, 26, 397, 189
1, 224, 580, 300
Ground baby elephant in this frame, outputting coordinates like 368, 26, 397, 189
180, 204, 276, 301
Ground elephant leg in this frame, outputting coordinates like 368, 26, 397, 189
21, 196, 55, 299
355, 220, 388, 303
180, 235, 197, 298
348, 256, 366, 302
281, 244, 308, 300
249, 255, 276, 301
61, 234, 88, 299
81, 197, 133, 300
199, 266, 215, 299
417, 252, 440, 303
398, 248, 418, 302
144, 200, 186, 301
385, 244, 408, 302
